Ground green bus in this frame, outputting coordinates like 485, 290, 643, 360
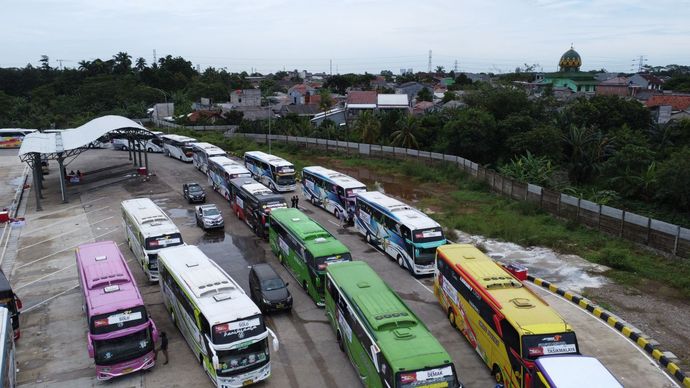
268, 208, 352, 306
325, 261, 463, 388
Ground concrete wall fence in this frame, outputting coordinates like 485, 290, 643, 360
229, 132, 690, 260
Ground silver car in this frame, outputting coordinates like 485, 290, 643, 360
195, 204, 224, 230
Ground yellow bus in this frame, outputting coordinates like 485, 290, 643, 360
433, 244, 579, 388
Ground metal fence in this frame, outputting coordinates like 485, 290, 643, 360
150, 117, 238, 131
229, 132, 690, 260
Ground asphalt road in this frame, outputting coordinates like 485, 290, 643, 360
5, 147, 678, 388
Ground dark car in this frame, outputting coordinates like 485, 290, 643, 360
183, 182, 206, 203
249, 264, 292, 313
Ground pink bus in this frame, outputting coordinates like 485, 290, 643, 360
76, 240, 159, 380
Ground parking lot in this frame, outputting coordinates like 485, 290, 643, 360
4, 147, 678, 387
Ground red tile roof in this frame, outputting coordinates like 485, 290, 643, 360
646, 94, 690, 111
347, 91, 378, 104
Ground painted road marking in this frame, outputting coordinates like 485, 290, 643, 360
23, 205, 112, 235
415, 278, 433, 294
22, 284, 80, 314
18, 217, 115, 251
15, 264, 75, 291
16, 228, 118, 269
25, 196, 108, 220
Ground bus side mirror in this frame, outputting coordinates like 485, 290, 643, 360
87, 333, 95, 358
14, 296, 22, 310
212, 355, 220, 370
150, 319, 159, 342
267, 328, 279, 352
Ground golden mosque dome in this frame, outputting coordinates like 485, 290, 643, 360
559, 45, 582, 72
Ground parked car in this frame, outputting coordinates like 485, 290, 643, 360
183, 182, 206, 203
249, 264, 292, 313
195, 204, 224, 230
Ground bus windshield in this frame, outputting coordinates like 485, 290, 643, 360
90, 306, 148, 334
216, 339, 269, 377
276, 174, 295, 185
413, 227, 444, 243
522, 332, 578, 360
313, 252, 352, 271
212, 315, 266, 345
396, 364, 457, 388
145, 233, 183, 250
94, 328, 153, 365
182, 146, 194, 157
345, 187, 367, 198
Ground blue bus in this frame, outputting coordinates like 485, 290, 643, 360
355, 191, 446, 276
244, 151, 296, 192
301, 166, 366, 220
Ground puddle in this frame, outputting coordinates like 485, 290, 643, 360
454, 230, 609, 293
335, 166, 429, 203
167, 208, 193, 219
196, 232, 268, 291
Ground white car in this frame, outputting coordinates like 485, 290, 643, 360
195, 204, 224, 231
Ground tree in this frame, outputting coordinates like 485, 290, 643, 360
604, 143, 657, 198
380, 70, 394, 82
134, 57, 147, 72
416, 87, 433, 102
562, 125, 613, 183
319, 88, 334, 112
78, 60, 91, 72
39, 55, 51, 71
441, 91, 457, 104
656, 147, 690, 210
437, 108, 498, 164
499, 151, 554, 186
390, 114, 420, 149
113, 52, 132, 74
435, 66, 445, 76
353, 111, 381, 144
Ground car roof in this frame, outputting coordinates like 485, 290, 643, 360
186, 182, 202, 186
251, 263, 281, 280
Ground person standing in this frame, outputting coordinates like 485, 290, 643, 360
157, 331, 169, 365
294, 195, 299, 208
290, 196, 296, 208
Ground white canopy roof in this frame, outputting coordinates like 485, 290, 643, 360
19, 115, 149, 156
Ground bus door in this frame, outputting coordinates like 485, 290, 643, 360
500, 319, 527, 387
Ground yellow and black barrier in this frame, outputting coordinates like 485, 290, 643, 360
527, 274, 690, 388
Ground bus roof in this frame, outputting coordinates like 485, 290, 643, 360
244, 151, 293, 168
160, 134, 197, 143
535, 355, 622, 387
327, 261, 452, 371
270, 208, 350, 258
209, 156, 251, 175
437, 244, 572, 334
191, 142, 226, 155
303, 166, 367, 190
120, 198, 180, 238
356, 191, 441, 230
157, 245, 260, 326
76, 241, 143, 317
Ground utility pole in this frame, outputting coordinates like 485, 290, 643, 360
153, 49, 157, 66
632, 55, 647, 73
330, 59, 332, 76
428, 50, 432, 73
454, 60, 459, 73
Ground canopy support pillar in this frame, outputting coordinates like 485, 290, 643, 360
32, 154, 43, 211
57, 154, 68, 203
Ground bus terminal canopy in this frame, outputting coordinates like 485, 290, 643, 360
18, 115, 153, 162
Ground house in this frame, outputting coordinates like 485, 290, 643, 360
311, 107, 347, 127
396, 82, 431, 103
596, 76, 631, 97
346, 91, 378, 118
377, 94, 410, 111
187, 110, 224, 124
233, 106, 274, 121
287, 84, 316, 105
412, 101, 436, 115
279, 104, 321, 118
629, 74, 664, 91
646, 94, 690, 123
230, 89, 261, 107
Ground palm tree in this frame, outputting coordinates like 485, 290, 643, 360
77, 60, 91, 72
390, 114, 420, 149
112, 52, 132, 74
134, 57, 147, 72
353, 111, 381, 144
562, 125, 613, 183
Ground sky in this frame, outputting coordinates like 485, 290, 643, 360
2, 0, 690, 75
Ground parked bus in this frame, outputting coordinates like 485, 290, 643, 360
207, 156, 252, 201
160, 134, 197, 162
268, 208, 351, 306
0, 307, 15, 387
244, 151, 296, 192
191, 142, 227, 173
301, 166, 366, 220
76, 241, 159, 380
326, 261, 462, 388
121, 198, 184, 281
355, 191, 445, 276
229, 177, 288, 238
112, 132, 164, 153
158, 245, 279, 387
0, 271, 21, 340
0, 129, 36, 148
434, 244, 580, 388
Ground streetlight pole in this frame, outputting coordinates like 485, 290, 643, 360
268, 103, 272, 154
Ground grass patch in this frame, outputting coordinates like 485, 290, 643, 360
163, 129, 690, 297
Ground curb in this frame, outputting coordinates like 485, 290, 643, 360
527, 274, 690, 388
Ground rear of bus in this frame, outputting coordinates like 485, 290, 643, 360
142, 232, 183, 281
305, 238, 352, 305
76, 241, 158, 380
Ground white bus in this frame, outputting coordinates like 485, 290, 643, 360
112, 131, 164, 153
355, 191, 446, 276
160, 134, 197, 162
244, 151, 296, 192
158, 245, 279, 388
191, 142, 227, 173
121, 198, 184, 281
0, 128, 36, 148
301, 166, 367, 219
0, 307, 16, 388
207, 156, 252, 201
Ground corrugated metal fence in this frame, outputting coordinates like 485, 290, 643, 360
229, 132, 690, 260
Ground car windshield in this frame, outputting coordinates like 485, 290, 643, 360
261, 278, 285, 291
94, 328, 153, 365
204, 208, 220, 216
216, 339, 268, 377
189, 185, 203, 193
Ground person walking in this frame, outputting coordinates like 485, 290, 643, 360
157, 331, 169, 365
290, 196, 296, 208
339, 208, 347, 227
294, 195, 299, 208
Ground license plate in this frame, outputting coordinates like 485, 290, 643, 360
243, 379, 253, 386
123, 367, 133, 374
276, 303, 284, 308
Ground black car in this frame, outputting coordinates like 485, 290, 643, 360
183, 182, 206, 203
249, 264, 292, 312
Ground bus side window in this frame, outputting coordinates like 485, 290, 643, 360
326, 277, 338, 302
336, 186, 344, 197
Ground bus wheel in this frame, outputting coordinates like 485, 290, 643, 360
334, 209, 339, 219
199, 353, 204, 366
147, 147, 153, 152
122, 145, 128, 151
397, 255, 405, 268
269, 182, 276, 191
448, 309, 456, 328
492, 365, 503, 383
302, 281, 307, 290
170, 309, 176, 326
336, 330, 344, 352
278, 254, 284, 265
